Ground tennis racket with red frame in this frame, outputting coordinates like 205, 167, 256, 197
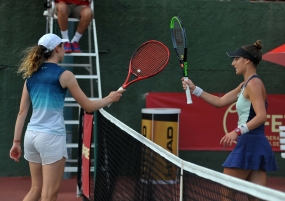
108, 40, 170, 107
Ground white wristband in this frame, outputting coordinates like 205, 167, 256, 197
239, 124, 249, 134
192, 86, 203, 97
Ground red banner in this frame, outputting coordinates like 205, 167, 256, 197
82, 113, 94, 198
146, 92, 284, 151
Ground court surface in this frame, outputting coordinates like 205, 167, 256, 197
0, 176, 284, 201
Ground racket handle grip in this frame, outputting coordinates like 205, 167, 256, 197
107, 86, 124, 108
184, 77, 193, 104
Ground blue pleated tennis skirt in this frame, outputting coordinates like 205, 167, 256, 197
222, 130, 277, 172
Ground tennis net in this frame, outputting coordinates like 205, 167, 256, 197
82, 109, 285, 201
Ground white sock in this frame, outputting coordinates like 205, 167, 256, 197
71, 32, 83, 43
61, 30, 69, 41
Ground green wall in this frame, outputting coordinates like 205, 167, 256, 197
1, 1, 285, 176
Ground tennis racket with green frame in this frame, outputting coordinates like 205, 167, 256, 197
170, 16, 192, 104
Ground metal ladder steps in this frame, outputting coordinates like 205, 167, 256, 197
64, 53, 97, 57
64, 120, 79, 125
65, 97, 99, 102
64, 166, 94, 173
66, 144, 95, 148
75, 75, 99, 79
60, 63, 92, 67
66, 159, 94, 163
65, 144, 95, 172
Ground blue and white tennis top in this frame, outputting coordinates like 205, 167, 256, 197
26, 63, 67, 135
236, 75, 267, 130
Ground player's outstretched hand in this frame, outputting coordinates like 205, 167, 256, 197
108, 89, 126, 103
181, 78, 196, 93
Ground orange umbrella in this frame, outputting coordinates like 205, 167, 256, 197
262, 44, 285, 67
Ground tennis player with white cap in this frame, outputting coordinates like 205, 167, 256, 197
38, 33, 69, 53
9, 33, 124, 201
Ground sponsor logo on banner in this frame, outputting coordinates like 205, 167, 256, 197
82, 113, 93, 198
223, 103, 281, 148
146, 92, 284, 151
223, 103, 237, 134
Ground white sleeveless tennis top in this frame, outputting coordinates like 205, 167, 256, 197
236, 75, 267, 130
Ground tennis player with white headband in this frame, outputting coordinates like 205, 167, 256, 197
9, 33, 124, 201
182, 40, 277, 190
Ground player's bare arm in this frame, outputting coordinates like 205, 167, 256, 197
60, 70, 123, 112
14, 81, 31, 141
183, 79, 244, 108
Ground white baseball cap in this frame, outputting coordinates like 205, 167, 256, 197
38, 33, 69, 53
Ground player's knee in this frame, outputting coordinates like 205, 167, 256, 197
29, 185, 42, 198
56, 2, 68, 14
41, 191, 59, 201
80, 8, 92, 20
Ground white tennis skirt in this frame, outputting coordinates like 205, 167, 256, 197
24, 130, 68, 165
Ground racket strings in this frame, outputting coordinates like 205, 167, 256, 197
131, 42, 169, 77
173, 21, 186, 57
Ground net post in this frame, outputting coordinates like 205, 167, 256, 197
179, 160, 184, 201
